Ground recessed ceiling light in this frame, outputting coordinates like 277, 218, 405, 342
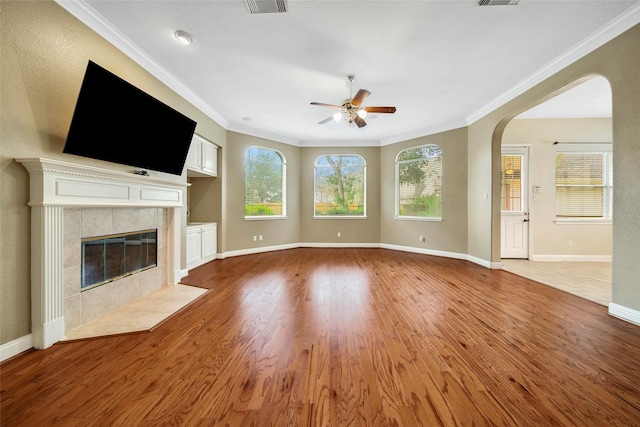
174, 31, 193, 45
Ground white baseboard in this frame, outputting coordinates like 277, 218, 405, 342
380, 242, 465, 260
219, 243, 300, 259
467, 254, 503, 269
530, 254, 612, 262
220, 242, 498, 270
609, 303, 640, 326
301, 242, 381, 249
1, 334, 33, 362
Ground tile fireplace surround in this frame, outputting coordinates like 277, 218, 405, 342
64, 207, 167, 334
18, 158, 188, 350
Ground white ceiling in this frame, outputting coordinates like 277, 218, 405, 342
60, 0, 639, 146
515, 76, 612, 119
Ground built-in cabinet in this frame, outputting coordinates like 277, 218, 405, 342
186, 222, 217, 269
186, 134, 218, 177
185, 134, 218, 270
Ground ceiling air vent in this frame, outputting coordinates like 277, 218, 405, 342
245, 0, 288, 14
478, 0, 519, 5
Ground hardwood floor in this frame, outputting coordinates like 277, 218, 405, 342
2, 248, 640, 426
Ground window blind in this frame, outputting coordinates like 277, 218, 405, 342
555, 152, 611, 218
501, 155, 522, 212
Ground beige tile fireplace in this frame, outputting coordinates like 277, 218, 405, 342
18, 158, 188, 349
63, 207, 169, 332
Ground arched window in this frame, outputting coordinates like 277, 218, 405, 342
396, 145, 442, 219
314, 155, 366, 217
244, 146, 286, 218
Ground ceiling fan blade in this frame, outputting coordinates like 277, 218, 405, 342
354, 116, 367, 128
311, 102, 341, 108
351, 89, 371, 106
318, 116, 334, 125
365, 106, 396, 114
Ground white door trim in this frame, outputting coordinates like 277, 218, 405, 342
501, 146, 531, 259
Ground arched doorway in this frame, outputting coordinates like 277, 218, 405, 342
499, 76, 613, 306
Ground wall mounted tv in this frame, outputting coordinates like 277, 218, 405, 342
63, 60, 197, 176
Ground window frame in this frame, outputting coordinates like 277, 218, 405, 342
394, 144, 443, 221
554, 143, 612, 225
244, 145, 287, 220
313, 154, 367, 219
500, 147, 528, 215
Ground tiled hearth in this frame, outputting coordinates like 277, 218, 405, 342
64, 284, 208, 340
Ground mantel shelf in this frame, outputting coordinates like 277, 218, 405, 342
16, 158, 188, 208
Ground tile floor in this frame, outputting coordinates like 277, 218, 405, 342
501, 259, 612, 306
64, 284, 209, 340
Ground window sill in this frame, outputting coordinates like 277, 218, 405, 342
394, 216, 443, 222
554, 218, 611, 225
313, 215, 367, 220
245, 216, 287, 221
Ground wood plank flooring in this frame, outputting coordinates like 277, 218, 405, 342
2, 248, 640, 426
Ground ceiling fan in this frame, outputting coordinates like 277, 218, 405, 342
311, 75, 396, 128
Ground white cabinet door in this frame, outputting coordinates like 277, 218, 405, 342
201, 142, 217, 176
186, 134, 218, 177
185, 137, 201, 172
201, 224, 217, 259
186, 227, 202, 267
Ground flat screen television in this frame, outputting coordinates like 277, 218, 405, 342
63, 60, 197, 175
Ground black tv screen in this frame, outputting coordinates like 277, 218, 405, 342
63, 61, 197, 175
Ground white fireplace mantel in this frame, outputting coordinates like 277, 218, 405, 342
17, 158, 188, 349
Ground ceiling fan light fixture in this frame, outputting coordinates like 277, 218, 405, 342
310, 75, 395, 128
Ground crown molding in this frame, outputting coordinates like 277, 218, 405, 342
299, 139, 382, 148
466, 3, 640, 125
55, 0, 228, 129
56, 1, 640, 147
226, 122, 302, 146
380, 119, 468, 146
227, 123, 383, 147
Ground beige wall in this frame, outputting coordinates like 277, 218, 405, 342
503, 118, 613, 258
226, 132, 300, 252
0, 1, 226, 344
225, 131, 466, 252
468, 24, 640, 311
380, 128, 468, 254
299, 146, 381, 244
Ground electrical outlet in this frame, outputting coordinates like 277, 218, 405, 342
568, 240, 573, 247
253, 235, 257, 242
259, 235, 263, 241
419, 236, 426, 242
337, 232, 341, 238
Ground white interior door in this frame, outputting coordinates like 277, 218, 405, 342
501, 148, 529, 259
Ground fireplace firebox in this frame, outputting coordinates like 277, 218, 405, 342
81, 229, 157, 290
